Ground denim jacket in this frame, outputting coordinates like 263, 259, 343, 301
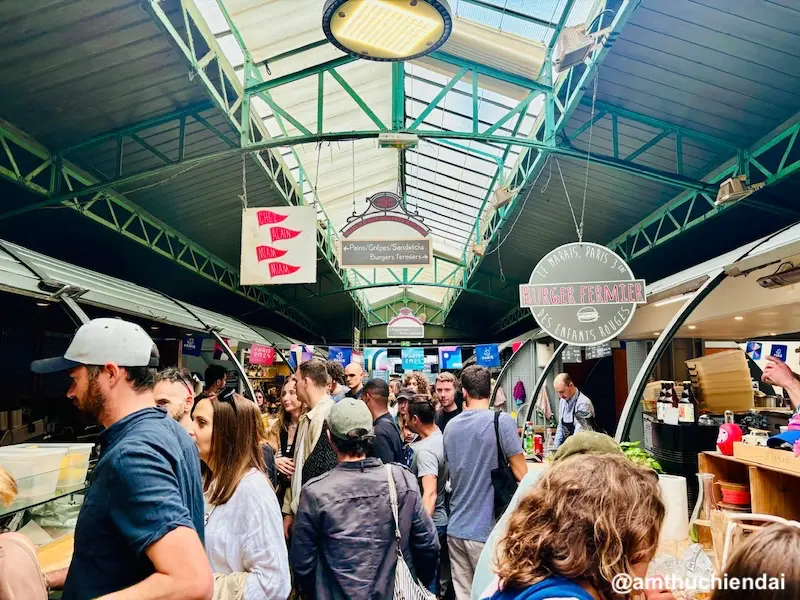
290, 458, 439, 600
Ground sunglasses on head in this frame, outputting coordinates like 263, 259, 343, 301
217, 387, 238, 415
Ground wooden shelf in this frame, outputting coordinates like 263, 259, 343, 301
699, 449, 800, 522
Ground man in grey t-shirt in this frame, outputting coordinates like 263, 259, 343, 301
409, 397, 450, 597
443, 366, 526, 600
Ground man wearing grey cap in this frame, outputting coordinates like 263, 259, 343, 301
31, 318, 212, 600
290, 398, 439, 600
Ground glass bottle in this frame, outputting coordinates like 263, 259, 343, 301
679, 381, 697, 424
657, 383, 669, 422
689, 473, 717, 546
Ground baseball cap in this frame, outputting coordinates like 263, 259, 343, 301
767, 413, 800, 449
553, 431, 623, 462
327, 398, 374, 441
31, 318, 160, 374
396, 387, 415, 402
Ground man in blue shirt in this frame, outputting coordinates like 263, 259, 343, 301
443, 366, 526, 600
553, 372, 595, 449
32, 318, 212, 600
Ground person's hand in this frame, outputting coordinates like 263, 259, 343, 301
275, 457, 295, 477
283, 514, 294, 540
762, 355, 798, 389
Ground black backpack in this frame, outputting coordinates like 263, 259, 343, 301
301, 422, 338, 485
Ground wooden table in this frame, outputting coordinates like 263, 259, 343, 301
36, 533, 73, 573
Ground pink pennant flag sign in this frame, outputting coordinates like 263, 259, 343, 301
249, 344, 275, 366
241, 206, 316, 285
270, 226, 302, 242
256, 245, 288, 261
257, 210, 289, 226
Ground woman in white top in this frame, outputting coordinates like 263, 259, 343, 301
191, 388, 291, 600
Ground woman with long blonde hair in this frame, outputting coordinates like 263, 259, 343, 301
271, 376, 304, 506
484, 454, 664, 600
191, 389, 290, 599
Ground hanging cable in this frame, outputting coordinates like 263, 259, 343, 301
351, 139, 357, 216
554, 157, 583, 242
313, 141, 322, 214
238, 154, 248, 210
577, 69, 600, 243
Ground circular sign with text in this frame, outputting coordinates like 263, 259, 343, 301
518, 242, 647, 347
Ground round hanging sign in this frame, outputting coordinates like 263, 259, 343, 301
518, 242, 647, 347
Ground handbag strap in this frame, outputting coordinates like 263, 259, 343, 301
384, 464, 402, 542
494, 410, 507, 469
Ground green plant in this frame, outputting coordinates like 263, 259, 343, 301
620, 441, 664, 473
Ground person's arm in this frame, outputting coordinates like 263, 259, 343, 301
370, 429, 394, 464
508, 453, 527, 482
420, 475, 438, 517
553, 400, 564, 447
405, 470, 440, 587
289, 488, 319, 598
499, 413, 525, 482
44, 568, 69, 589
414, 448, 439, 517
238, 481, 292, 600
100, 446, 212, 600
97, 527, 212, 600
762, 356, 800, 411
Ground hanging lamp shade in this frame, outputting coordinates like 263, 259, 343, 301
322, 0, 453, 62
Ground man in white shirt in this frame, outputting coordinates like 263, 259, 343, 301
282, 360, 334, 538
553, 373, 595, 449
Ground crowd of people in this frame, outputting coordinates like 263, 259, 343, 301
0, 318, 798, 600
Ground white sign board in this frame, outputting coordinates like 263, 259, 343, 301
387, 309, 425, 339
240, 206, 317, 285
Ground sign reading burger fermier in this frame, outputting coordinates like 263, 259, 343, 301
519, 242, 647, 346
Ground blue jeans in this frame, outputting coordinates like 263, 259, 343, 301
427, 525, 452, 597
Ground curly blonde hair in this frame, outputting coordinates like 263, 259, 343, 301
404, 372, 430, 396
495, 454, 664, 599
0, 466, 17, 506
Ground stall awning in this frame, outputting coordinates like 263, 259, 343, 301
0, 239, 294, 347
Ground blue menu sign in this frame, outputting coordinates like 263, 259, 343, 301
401, 347, 425, 371
182, 334, 203, 356
770, 344, 788, 362
475, 344, 501, 368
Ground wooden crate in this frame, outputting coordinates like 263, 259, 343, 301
732, 442, 800, 476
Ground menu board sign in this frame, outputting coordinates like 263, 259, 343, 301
585, 342, 613, 360
562, 346, 583, 364
519, 242, 646, 346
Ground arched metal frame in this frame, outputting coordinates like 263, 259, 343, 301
615, 224, 798, 442
489, 337, 534, 408
525, 342, 566, 422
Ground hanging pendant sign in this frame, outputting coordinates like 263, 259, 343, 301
339, 192, 432, 268
387, 308, 425, 339
519, 242, 647, 346
240, 207, 317, 284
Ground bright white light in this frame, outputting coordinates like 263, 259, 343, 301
653, 293, 693, 307
336, 1, 442, 57
688, 325, 697, 330
734, 316, 744, 321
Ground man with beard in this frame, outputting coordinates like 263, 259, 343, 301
154, 367, 195, 432
31, 319, 211, 600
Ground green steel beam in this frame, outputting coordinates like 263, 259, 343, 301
546, 0, 579, 55
247, 55, 359, 94
144, 0, 371, 322
0, 118, 320, 336
607, 118, 800, 261
429, 51, 551, 94
258, 39, 330, 68
444, 0, 641, 321
459, 0, 559, 28
491, 116, 800, 334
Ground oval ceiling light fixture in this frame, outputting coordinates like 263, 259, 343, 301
322, 0, 453, 62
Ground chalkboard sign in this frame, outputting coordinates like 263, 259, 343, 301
585, 342, 612, 360
562, 346, 583, 364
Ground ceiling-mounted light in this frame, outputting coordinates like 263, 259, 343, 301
322, 0, 453, 62
715, 175, 766, 205
653, 293, 694, 307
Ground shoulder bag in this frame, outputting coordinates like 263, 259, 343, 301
490, 411, 518, 519
384, 464, 437, 600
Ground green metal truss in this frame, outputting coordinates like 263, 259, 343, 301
0, 118, 320, 336
143, 0, 372, 322
607, 118, 800, 260
490, 117, 800, 334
